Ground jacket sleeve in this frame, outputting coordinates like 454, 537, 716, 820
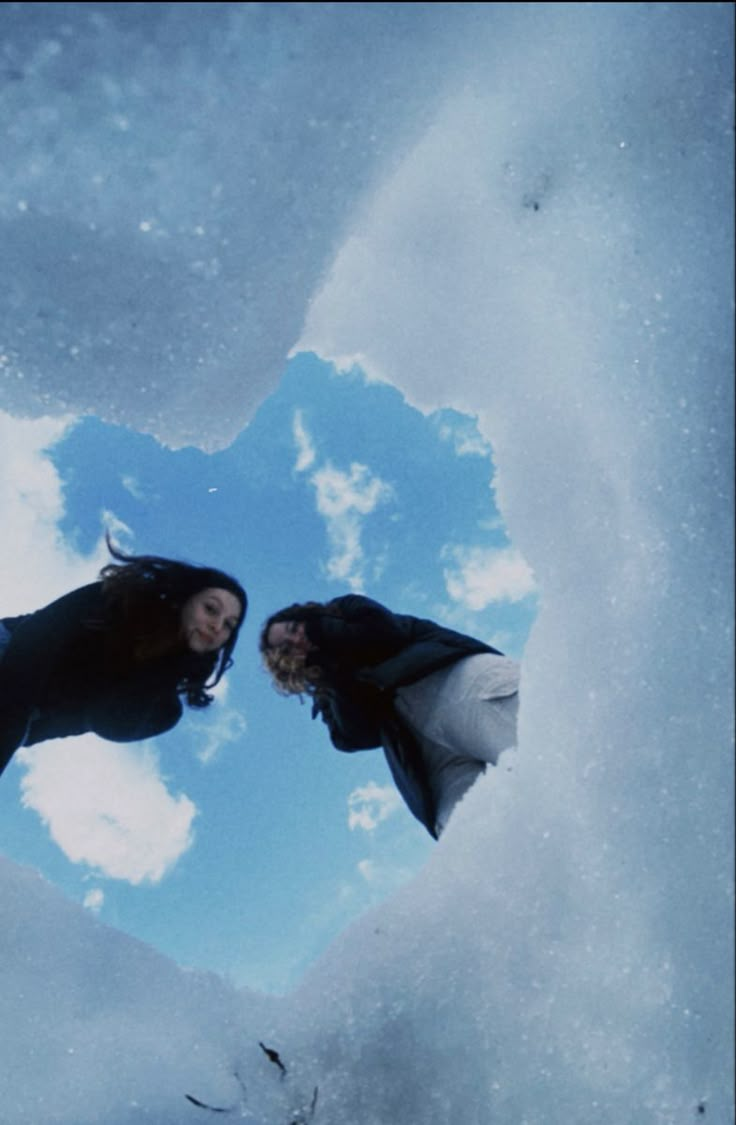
0, 584, 105, 770
88, 672, 184, 742
306, 596, 405, 668
356, 639, 485, 690
311, 685, 384, 751
357, 620, 503, 691
1, 584, 104, 699
22, 676, 183, 747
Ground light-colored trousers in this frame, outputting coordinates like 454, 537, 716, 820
395, 652, 520, 836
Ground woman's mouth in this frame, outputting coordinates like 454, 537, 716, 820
191, 628, 214, 648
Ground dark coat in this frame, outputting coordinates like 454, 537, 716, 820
0, 582, 186, 775
306, 594, 502, 837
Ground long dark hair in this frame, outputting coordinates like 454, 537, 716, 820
99, 537, 247, 708
259, 600, 341, 696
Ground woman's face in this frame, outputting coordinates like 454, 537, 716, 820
267, 619, 313, 658
180, 587, 243, 654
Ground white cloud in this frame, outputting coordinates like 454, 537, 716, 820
83, 888, 105, 913
0, 412, 97, 611
311, 462, 393, 590
100, 508, 134, 547
347, 781, 401, 832
292, 413, 393, 590
189, 691, 248, 765
357, 858, 378, 882
311, 462, 390, 521
292, 409, 316, 473
436, 418, 491, 458
121, 474, 146, 501
17, 737, 197, 884
0, 411, 129, 616
443, 545, 537, 610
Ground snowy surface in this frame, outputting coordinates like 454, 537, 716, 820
0, 1, 487, 450
0, 3, 733, 1123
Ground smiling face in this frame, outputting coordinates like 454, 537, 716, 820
180, 587, 243, 654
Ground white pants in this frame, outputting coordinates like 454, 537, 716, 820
395, 653, 520, 836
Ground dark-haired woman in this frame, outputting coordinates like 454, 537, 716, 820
260, 594, 520, 839
0, 541, 247, 776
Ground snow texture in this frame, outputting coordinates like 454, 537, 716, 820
0, 3, 733, 1123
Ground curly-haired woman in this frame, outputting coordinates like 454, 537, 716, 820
260, 593, 520, 838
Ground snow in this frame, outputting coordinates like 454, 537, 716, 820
0, 3, 733, 1123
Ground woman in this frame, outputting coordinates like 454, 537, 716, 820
0, 539, 247, 776
260, 593, 520, 838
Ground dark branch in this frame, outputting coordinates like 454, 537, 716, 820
184, 1093, 232, 1113
259, 1041, 287, 1077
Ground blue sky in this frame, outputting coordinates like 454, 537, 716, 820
0, 4, 731, 1120
0, 351, 537, 993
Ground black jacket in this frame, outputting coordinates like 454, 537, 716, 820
307, 594, 502, 837
1, 583, 186, 775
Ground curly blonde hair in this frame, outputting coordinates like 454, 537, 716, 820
259, 601, 338, 696
260, 644, 323, 697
